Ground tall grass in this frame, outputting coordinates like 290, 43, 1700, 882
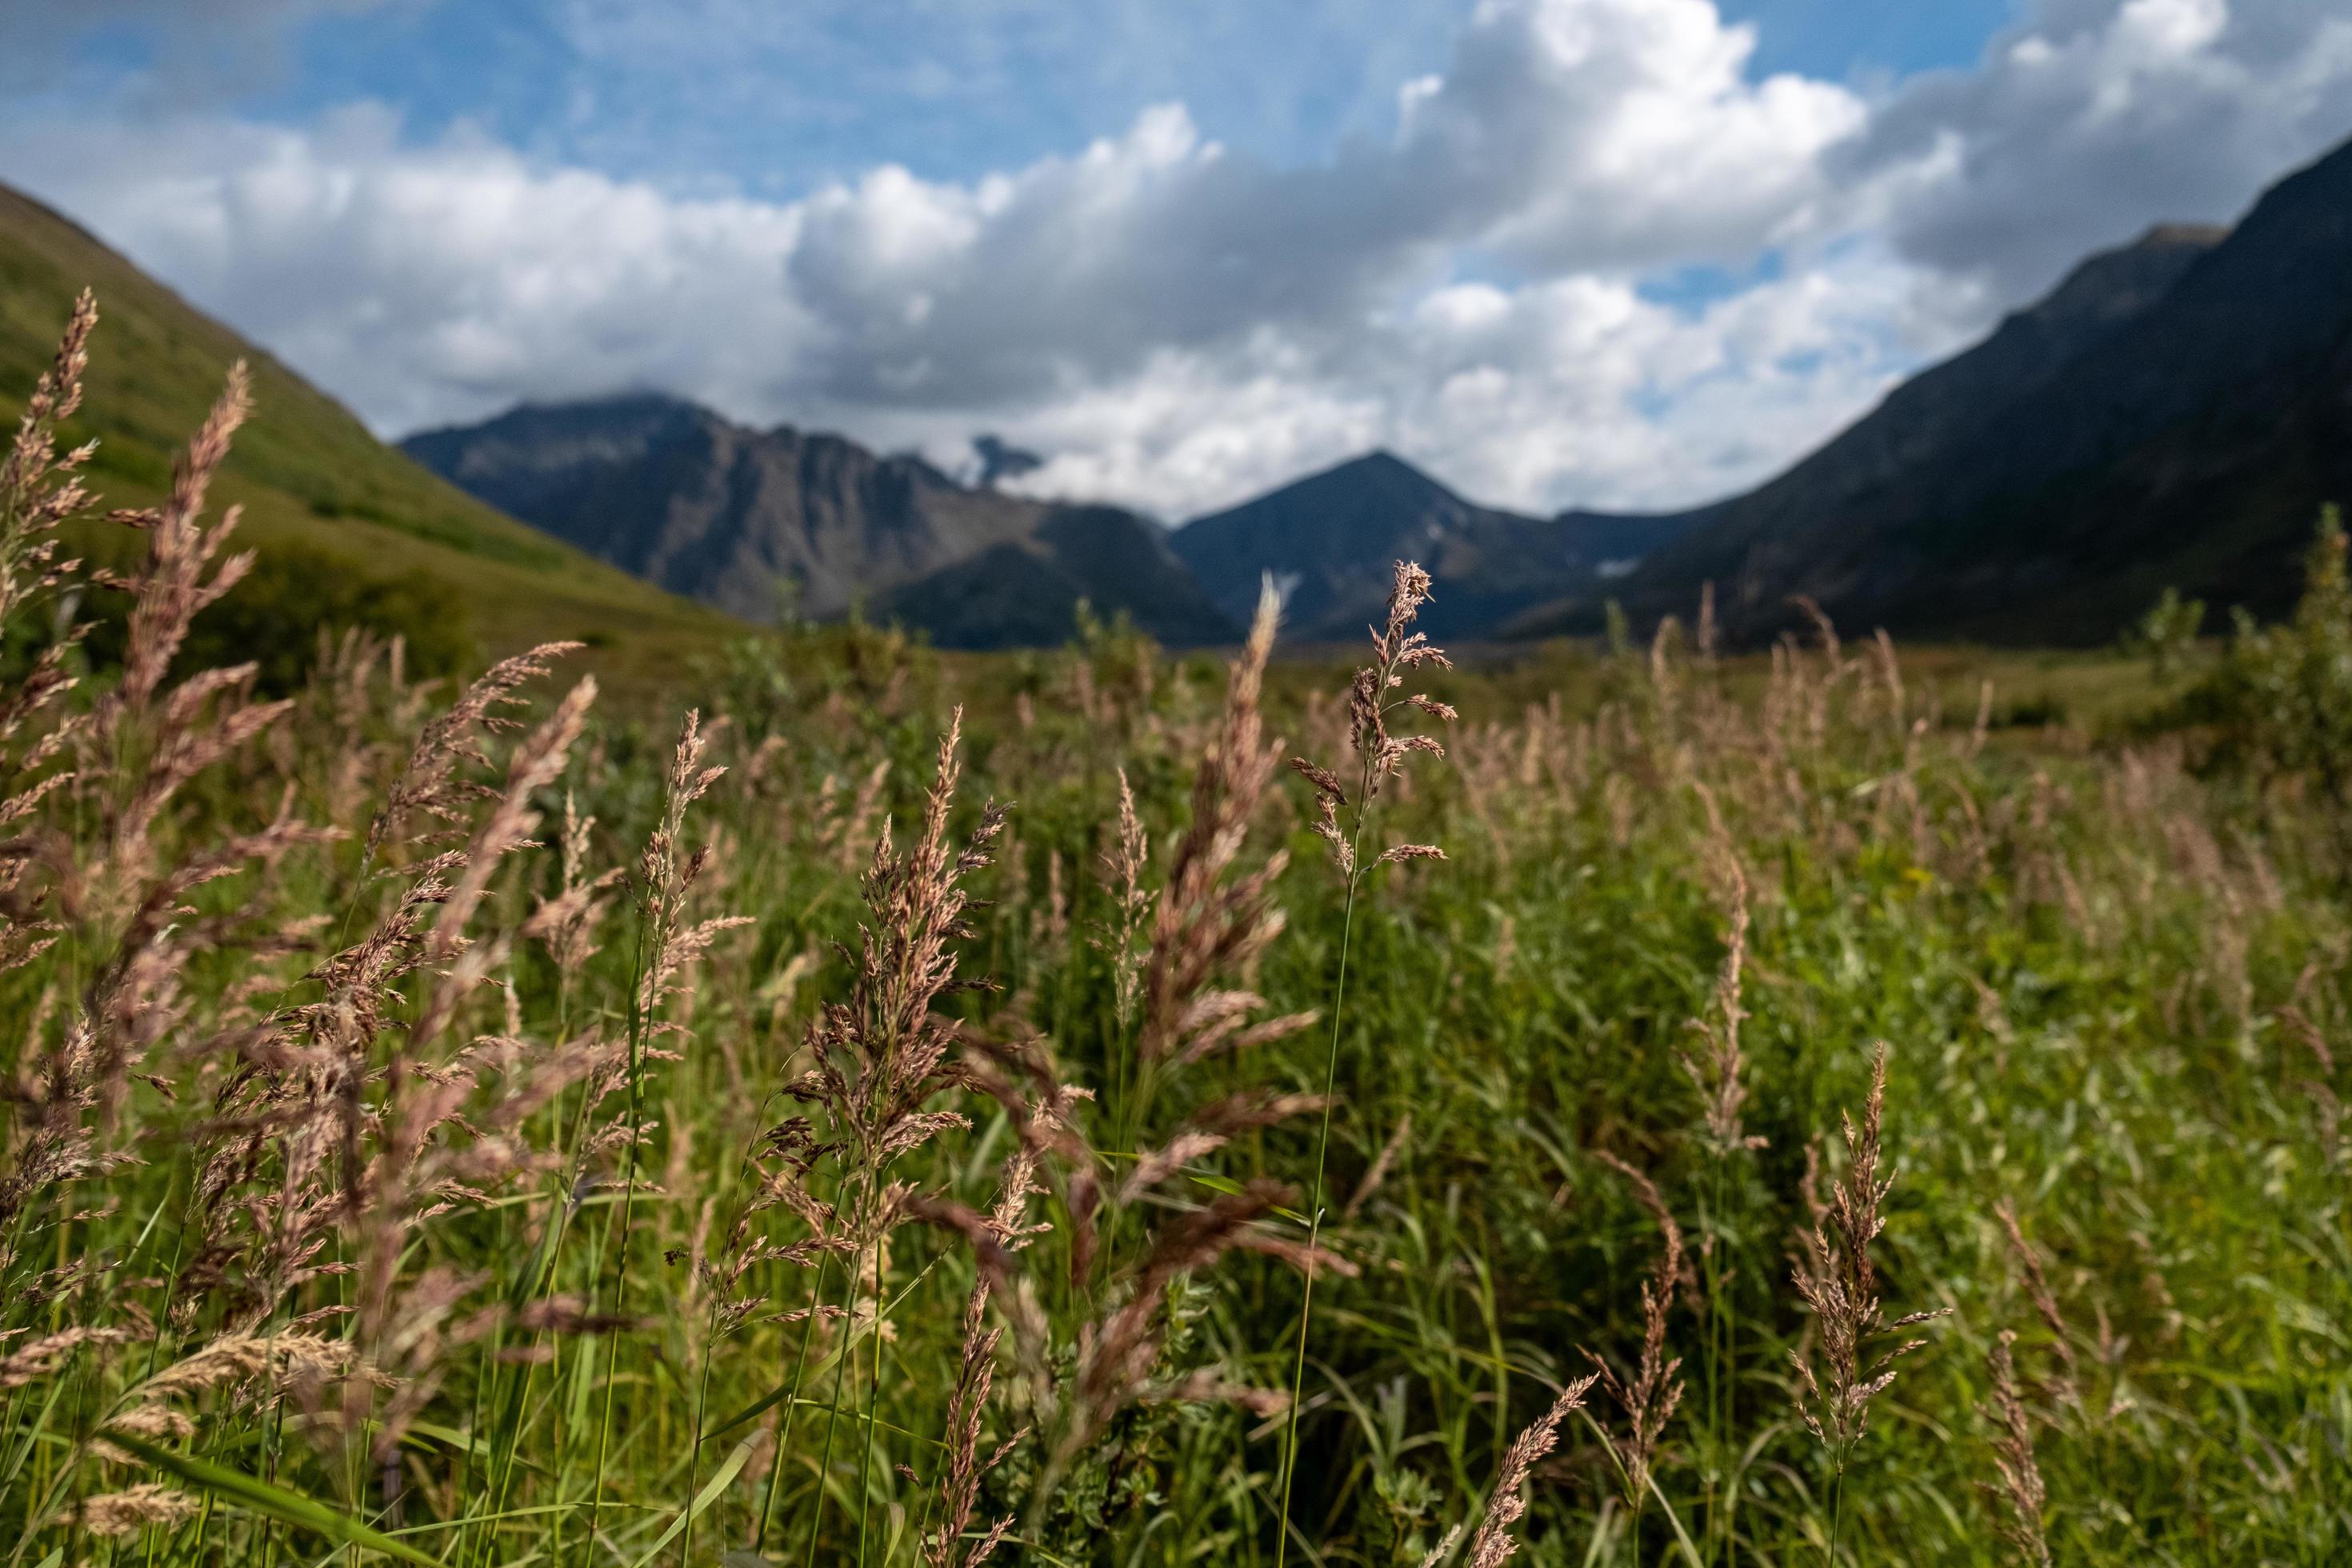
1, 295, 2349, 1566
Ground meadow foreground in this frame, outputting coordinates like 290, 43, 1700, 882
1, 300, 2346, 1566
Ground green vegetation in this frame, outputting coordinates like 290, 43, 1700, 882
0, 190, 733, 699
2, 290, 2350, 1568
2140, 507, 2352, 826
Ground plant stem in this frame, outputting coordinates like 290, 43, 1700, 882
683, 1303, 718, 1568
586, 910, 654, 1565
854, 1255, 885, 1567
1272, 856, 1362, 1568
803, 1202, 873, 1568
758, 1256, 831, 1550
1826, 1460, 1846, 1568
1708, 1156, 1727, 1566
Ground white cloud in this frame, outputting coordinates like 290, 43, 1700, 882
5, 0, 2352, 521
1426, 0, 1866, 271
1844, 0, 2352, 300
970, 239, 1947, 518
5, 106, 818, 435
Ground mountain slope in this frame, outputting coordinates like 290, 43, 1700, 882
1564, 137, 2352, 646
405, 397, 1238, 650
875, 506, 1235, 648
1170, 451, 1692, 642
0, 182, 728, 693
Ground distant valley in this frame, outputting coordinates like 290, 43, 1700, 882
402, 395, 1700, 650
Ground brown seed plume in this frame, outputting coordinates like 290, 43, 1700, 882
1993, 1198, 2080, 1410
1138, 578, 1294, 1066
1789, 1046, 1948, 1464
1981, 1330, 2052, 1566
1462, 1373, 1601, 1567
1582, 1151, 1686, 1508
1291, 560, 1456, 882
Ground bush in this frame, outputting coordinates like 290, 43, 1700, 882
2163, 507, 2352, 826
2126, 585, 2206, 682
85, 540, 476, 694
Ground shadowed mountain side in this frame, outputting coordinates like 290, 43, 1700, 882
876, 506, 1237, 650
402, 395, 1029, 622
1516, 137, 2352, 646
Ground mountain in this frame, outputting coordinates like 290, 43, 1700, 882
868, 506, 1221, 647
1525, 133, 2352, 646
404, 397, 1236, 650
1170, 450, 1694, 643
0, 182, 726, 695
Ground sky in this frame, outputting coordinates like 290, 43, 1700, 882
4, 0, 2351, 521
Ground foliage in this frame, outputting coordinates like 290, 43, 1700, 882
0, 301, 2348, 1568
2126, 586, 2206, 682
0, 194, 731, 702
2153, 509, 2352, 854
90, 542, 475, 693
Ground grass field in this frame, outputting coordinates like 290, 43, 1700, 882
2, 293, 2349, 1568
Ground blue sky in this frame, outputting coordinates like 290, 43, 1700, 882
6, 0, 2350, 518
70, 1, 2019, 196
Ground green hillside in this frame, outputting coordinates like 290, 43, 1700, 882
0, 182, 733, 697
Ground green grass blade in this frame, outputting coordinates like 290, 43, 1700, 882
625, 1436, 754, 1568
1644, 1470, 1707, 1568
102, 1433, 443, 1567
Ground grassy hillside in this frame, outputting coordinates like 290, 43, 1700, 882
0, 182, 733, 698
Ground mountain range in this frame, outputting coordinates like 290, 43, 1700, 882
402, 396, 1235, 648
12, 126, 2352, 660
1522, 133, 2352, 645
398, 400, 1712, 650
403, 131, 2352, 652
1169, 450, 1698, 643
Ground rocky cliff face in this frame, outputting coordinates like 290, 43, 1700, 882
404, 395, 1236, 647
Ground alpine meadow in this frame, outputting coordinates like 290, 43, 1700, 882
2, 282, 2350, 1568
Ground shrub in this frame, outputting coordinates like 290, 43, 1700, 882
181, 542, 476, 691
2160, 508, 2352, 846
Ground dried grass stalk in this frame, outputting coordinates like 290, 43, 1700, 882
1462, 1374, 1600, 1567
1981, 1330, 2052, 1566
1583, 1152, 1686, 1507
1789, 1046, 1948, 1464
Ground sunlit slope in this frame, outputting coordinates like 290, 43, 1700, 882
0, 182, 732, 693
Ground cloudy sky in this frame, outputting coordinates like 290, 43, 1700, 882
6, 0, 2351, 519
